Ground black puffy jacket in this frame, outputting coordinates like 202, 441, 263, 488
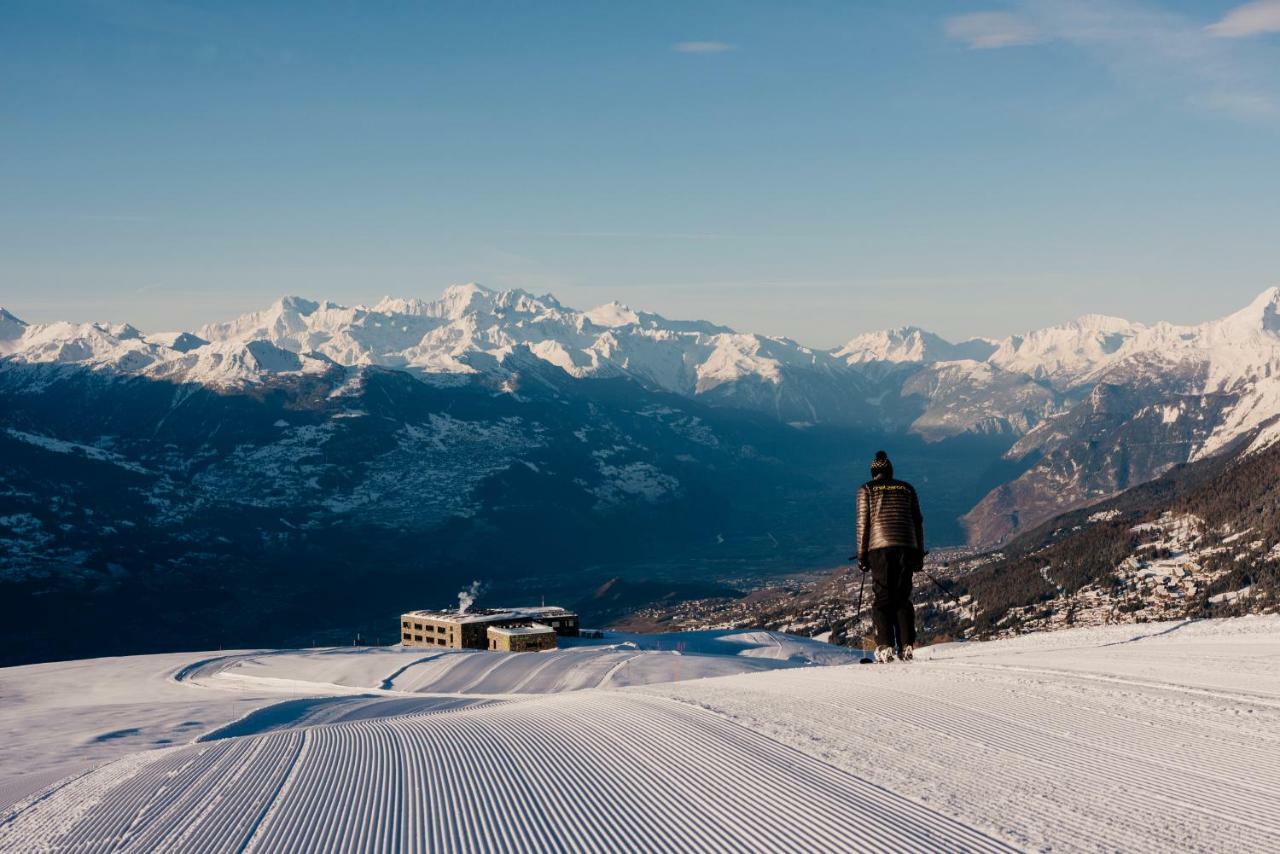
856, 475, 924, 561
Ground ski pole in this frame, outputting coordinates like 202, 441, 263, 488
922, 567, 973, 622
852, 560, 873, 663
854, 570, 866, 624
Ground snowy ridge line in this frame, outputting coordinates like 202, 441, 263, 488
171, 649, 289, 685
182, 657, 519, 702
362, 645, 786, 695
5, 284, 1279, 453
3, 428, 154, 475
197, 695, 506, 743
378, 653, 448, 691
194, 694, 376, 743
5, 284, 1277, 397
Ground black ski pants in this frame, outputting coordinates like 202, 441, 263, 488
866, 546, 921, 650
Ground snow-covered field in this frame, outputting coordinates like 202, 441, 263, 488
2, 619, 1279, 851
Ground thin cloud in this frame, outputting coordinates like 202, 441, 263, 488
945, 12, 1043, 49
672, 41, 736, 54
1207, 0, 1280, 38
1193, 91, 1279, 119
944, 0, 1280, 121
548, 231, 741, 241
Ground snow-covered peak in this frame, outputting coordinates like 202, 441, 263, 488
277, 295, 321, 316
1088, 287, 1280, 369
585, 301, 642, 328
370, 296, 432, 316
436, 282, 498, 318
199, 295, 333, 346
0, 308, 28, 345
836, 326, 994, 365
1063, 287, 1280, 461
1093, 286, 1280, 395
1206, 285, 1280, 340
987, 314, 1145, 386
1, 319, 163, 371
581, 300, 730, 335
838, 326, 935, 363
145, 331, 210, 353
424, 282, 562, 320
1063, 313, 1136, 334
145, 339, 336, 384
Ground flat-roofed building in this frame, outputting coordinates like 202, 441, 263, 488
487, 623, 557, 652
399, 606, 579, 650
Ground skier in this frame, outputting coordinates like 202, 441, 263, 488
855, 450, 924, 663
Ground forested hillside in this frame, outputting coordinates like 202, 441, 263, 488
955, 435, 1280, 635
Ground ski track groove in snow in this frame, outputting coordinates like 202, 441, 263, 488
597, 651, 648, 687
946, 659, 1280, 707
864, 678, 1280, 844
379, 654, 448, 692
645, 639, 1280, 851
0, 692, 1010, 853
923, 669, 1280, 794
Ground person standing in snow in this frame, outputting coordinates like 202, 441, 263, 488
855, 450, 925, 663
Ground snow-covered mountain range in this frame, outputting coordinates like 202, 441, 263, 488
3, 284, 1280, 662
5, 283, 1280, 541
4, 283, 1277, 429
5, 283, 1278, 434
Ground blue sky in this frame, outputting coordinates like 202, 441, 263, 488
2, 0, 1279, 345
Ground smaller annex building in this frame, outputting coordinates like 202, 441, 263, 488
487, 623, 556, 652
400, 606, 579, 651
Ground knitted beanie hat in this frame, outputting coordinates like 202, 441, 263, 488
870, 450, 893, 478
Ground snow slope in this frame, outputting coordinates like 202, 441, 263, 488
3, 618, 1278, 851
0, 631, 853, 804
175, 634, 847, 699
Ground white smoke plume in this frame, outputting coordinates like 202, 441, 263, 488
457, 580, 485, 615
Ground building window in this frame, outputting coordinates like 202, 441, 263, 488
437, 626, 446, 633
414, 634, 423, 641
402, 621, 410, 628
402, 632, 411, 641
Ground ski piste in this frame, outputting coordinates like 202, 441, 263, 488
6, 617, 1277, 851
